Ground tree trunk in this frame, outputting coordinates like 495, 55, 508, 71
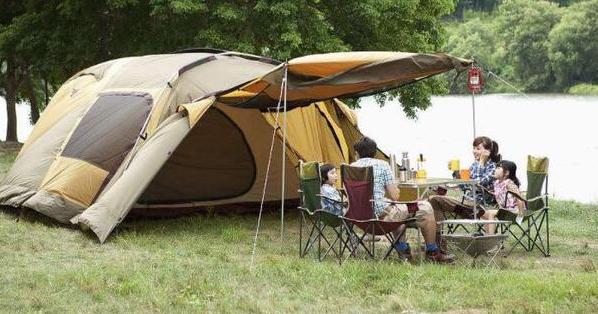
23, 73, 40, 124
5, 61, 19, 142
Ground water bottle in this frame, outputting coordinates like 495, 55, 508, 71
401, 152, 411, 180
399, 165, 407, 182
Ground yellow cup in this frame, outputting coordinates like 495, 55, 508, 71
448, 159, 460, 171
459, 169, 471, 180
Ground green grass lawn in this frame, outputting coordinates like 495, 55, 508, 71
1, 151, 597, 313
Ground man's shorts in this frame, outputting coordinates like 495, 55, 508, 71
379, 201, 433, 222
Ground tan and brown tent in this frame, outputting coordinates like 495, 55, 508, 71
0, 49, 470, 242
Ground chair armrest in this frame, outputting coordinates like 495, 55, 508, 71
318, 194, 347, 206
461, 183, 495, 206
383, 199, 417, 205
505, 190, 532, 207
525, 194, 549, 203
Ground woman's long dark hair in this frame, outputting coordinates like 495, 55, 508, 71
473, 136, 502, 163
497, 160, 520, 187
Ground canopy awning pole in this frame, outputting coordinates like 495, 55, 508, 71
471, 91, 477, 139
250, 63, 289, 270
281, 65, 288, 240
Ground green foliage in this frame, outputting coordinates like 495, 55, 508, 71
443, 16, 509, 93
0, 0, 461, 125
444, 0, 597, 94
548, 0, 598, 88
496, 0, 561, 92
568, 83, 598, 95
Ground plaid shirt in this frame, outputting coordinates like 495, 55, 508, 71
320, 184, 344, 215
470, 160, 496, 188
467, 160, 497, 203
351, 158, 395, 216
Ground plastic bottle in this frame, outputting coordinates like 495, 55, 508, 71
398, 165, 407, 182
401, 152, 411, 180
416, 154, 427, 179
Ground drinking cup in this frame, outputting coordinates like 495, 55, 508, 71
459, 169, 471, 180
448, 159, 460, 171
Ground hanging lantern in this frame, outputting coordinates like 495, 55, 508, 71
467, 65, 484, 93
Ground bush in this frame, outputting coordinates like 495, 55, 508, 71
548, 0, 598, 89
568, 84, 598, 95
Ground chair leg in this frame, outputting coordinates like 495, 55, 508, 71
503, 223, 529, 257
383, 225, 406, 260
302, 218, 319, 257
370, 224, 375, 259
527, 219, 532, 251
317, 222, 322, 261
342, 223, 374, 263
299, 213, 304, 257
416, 226, 423, 263
530, 210, 549, 257
546, 208, 550, 257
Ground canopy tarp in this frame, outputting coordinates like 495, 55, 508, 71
218, 52, 471, 109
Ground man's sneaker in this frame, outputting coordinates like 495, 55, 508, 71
425, 250, 455, 264
393, 243, 412, 261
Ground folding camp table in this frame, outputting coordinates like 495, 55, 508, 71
397, 178, 479, 210
438, 219, 509, 267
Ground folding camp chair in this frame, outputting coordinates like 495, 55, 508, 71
497, 156, 551, 257
340, 164, 416, 261
297, 161, 351, 263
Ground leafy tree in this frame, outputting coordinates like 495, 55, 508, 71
442, 16, 515, 94
495, 0, 561, 92
1, 0, 460, 141
548, 0, 598, 88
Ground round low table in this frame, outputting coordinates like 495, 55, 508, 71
438, 219, 509, 267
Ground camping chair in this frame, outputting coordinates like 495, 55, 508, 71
340, 164, 416, 261
497, 156, 550, 257
297, 161, 351, 263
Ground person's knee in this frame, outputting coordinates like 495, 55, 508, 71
417, 201, 434, 215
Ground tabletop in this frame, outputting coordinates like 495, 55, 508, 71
396, 177, 478, 188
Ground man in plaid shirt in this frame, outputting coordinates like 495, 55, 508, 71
351, 137, 453, 263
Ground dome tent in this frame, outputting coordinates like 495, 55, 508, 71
0, 49, 471, 242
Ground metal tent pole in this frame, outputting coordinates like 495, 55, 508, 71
250, 63, 288, 270
471, 90, 477, 139
281, 65, 288, 239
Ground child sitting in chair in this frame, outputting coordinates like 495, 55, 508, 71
320, 164, 345, 216
481, 160, 526, 233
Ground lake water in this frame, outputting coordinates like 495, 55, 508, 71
1, 95, 597, 203
357, 94, 598, 204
